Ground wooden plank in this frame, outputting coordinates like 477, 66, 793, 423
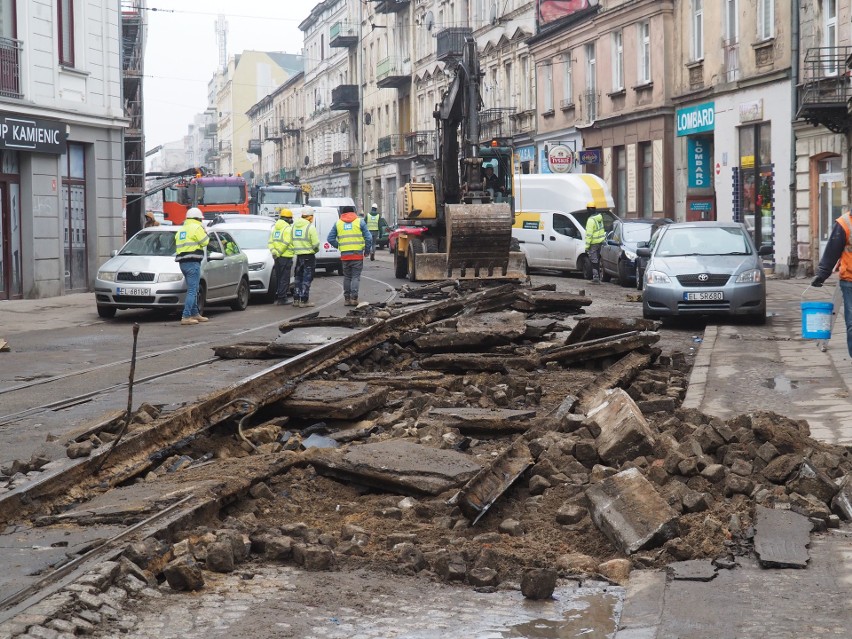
566, 317, 661, 345
541, 331, 660, 366
754, 505, 813, 568
413, 331, 511, 353
421, 353, 539, 373
428, 407, 536, 434
511, 290, 592, 313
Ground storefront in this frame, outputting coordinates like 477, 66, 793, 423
534, 130, 582, 175
676, 102, 716, 221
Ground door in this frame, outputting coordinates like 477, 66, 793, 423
513, 212, 548, 267
215, 231, 244, 294
818, 159, 843, 256
601, 220, 622, 275
547, 213, 583, 270
203, 233, 228, 300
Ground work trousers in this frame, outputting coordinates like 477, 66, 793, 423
274, 256, 293, 302
841, 280, 852, 357
293, 254, 316, 303
342, 259, 363, 300
179, 261, 201, 319
369, 230, 378, 257
588, 243, 603, 281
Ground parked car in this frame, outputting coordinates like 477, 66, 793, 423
388, 225, 421, 254
638, 221, 772, 324
208, 213, 275, 227
94, 226, 250, 318
634, 218, 675, 290
375, 224, 391, 250
601, 218, 672, 287
208, 219, 279, 303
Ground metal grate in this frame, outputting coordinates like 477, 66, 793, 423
117, 272, 155, 282
676, 274, 731, 287
0, 36, 22, 98
114, 295, 155, 303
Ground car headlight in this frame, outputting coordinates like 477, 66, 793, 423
98, 271, 116, 282
646, 270, 671, 284
158, 273, 184, 283
248, 262, 266, 271
623, 249, 637, 261
736, 268, 762, 283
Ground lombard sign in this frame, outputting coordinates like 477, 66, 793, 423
687, 137, 710, 189
676, 102, 715, 137
0, 114, 66, 154
547, 144, 575, 173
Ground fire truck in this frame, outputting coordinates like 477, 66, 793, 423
158, 172, 251, 224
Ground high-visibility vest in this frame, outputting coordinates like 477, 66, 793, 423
175, 219, 209, 261
335, 218, 366, 258
291, 217, 319, 255
585, 213, 605, 250
367, 212, 381, 232
268, 219, 294, 258
836, 213, 852, 280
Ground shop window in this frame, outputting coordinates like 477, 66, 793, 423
738, 124, 773, 251
614, 147, 627, 217
584, 148, 603, 179
0, 149, 21, 299
639, 143, 653, 218
62, 143, 87, 291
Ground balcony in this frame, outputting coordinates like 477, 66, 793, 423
0, 36, 22, 99
798, 47, 852, 133
377, 134, 407, 161
247, 139, 262, 155
436, 28, 473, 62
280, 120, 301, 136
479, 108, 516, 142
723, 39, 740, 83
279, 169, 299, 181
331, 85, 359, 111
263, 128, 279, 141
330, 22, 357, 48
377, 57, 412, 89
405, 131, 436, 158
373, 0, 410, 14
510, 109, 536, 134
332, 150, 355, 168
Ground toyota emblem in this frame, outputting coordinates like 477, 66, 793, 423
132, 271, 140, 277
698, 273, 709, 282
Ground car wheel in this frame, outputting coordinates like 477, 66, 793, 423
636, 265, 644, 290
97, 305, 116, 319
230, 277, 250, 311
642, 306, 659, 321
601, 268, 612, 283
509, 237, 521, 252
394, 247, 408, 278
578, 255, 593, 280
618, 259, 631, 287
197, 282, 207, 317
264, 271, 278, 304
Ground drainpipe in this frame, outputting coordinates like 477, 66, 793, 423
790, 0, 800, 277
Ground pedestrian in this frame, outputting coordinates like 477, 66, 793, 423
584, 202, 606, 284
144, 211, 160, 227
328, 207, 372, 306
812, 206, 852, 356
268, 208, 294, 305
291, 206, 320, 308
174, 207, 209, 325
365, 203, 386, 261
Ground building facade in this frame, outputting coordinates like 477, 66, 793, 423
0, 1, 128, 300
247, 72, 305, 185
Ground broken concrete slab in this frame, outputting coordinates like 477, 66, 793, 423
457, 310, 527, 339
786, 459, 839, 503
566, 317, 661, 345
586, 467, 678, 555
540, 331, 661, 366
831, 474, 852, 521
753, 505, 812, 568
327, 420, 378, 443
588, 389, 657, 466
279, 381, 389, 420
577, 351, 656, 413
667, 560, 718, 581
309, 440, 482, 496
420, 353, 539, 373
511, 290, 592, 313
524, 319, 559, 339
456, 437, 533, 525
428, 407, 536, 434
413, 331, 511, 353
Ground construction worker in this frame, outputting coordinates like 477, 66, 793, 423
366, 203, 386, 261
291, 206, 320, 307
328, 208, 372, 306
174, 207, 209, 325
268, 208, 294, 305
584, 202, 606, 284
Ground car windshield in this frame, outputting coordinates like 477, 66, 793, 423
622, 224, 653, 243
260, 190, 300, 204
656, 227, 752, 257
120, 231, 175, 256
227, 228, 271, 250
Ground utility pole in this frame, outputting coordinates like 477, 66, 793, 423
358, 0, 365, 213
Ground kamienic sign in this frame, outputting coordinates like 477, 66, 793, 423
0, 114, 66, 154
676, 102, 715, 137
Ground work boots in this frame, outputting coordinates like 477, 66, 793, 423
293, 300, 302, 308
180, 317, 198, 326
344, 297, 352, 306
302, 301, 315, 308
351, 297, 358, 306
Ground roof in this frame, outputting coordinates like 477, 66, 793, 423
267, 53, 304, 75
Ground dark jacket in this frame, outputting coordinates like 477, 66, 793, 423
815, 219, 847, 282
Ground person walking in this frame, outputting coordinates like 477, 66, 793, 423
365, 203, 386, 261
144, 212, 160, 228
268, 208, 294, 305
584, 202, 606, 284
328, 208, 372, 306
812, 207, 852, 357
291, 206, 320, 308
174, 207, 209, 325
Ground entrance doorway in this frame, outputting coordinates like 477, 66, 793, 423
0, 180, 22, 299
818, 157, 843, 256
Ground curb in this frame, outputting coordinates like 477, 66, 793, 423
681, 325, 716, 411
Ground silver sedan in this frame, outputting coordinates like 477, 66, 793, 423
638, 221, 773, 324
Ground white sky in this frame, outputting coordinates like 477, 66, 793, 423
143, 0, 317, 151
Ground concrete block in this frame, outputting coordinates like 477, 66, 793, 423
589, 389, 656, 466
786, 460, 839, 503
831, 474, 852, 520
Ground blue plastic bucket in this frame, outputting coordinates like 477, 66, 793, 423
801, 301, 834, 339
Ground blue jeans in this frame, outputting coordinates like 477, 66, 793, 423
294, 254, 316, 302
841, 280, 852, 357
274, 256, 293, 301
179, 261, 201, 319
342, 259, 363, 299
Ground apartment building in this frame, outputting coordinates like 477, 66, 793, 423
795, 0, 849, 277
528, 1, 675, 218
0, 1, 128, 299
247, 72, 305, 185
184, 110, 217, 170
672, 0, 792, 273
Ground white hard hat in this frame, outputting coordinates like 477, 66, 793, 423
186, 207, 203, 220
371, 202, 378, 209
301, 206, 315, 218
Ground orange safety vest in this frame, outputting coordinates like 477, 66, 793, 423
837, 213, 852, 280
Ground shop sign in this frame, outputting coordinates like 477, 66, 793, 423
687, 137, 710, 188
689, 201, 713, 212
0, 114, 66, 154
739, 99, 763, 123
547, 144, 576, 173
578, 149, 601, 165
676, 102, 715, 137
517, 145, 536, 163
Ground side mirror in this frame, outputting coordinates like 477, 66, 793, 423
111, 249, 118, 257
208, 251, 225, 261
757, 245, 774, 256
636, 247, 651, 258
637, 241, 649, 248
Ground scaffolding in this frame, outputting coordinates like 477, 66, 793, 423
122, 0, 146, 238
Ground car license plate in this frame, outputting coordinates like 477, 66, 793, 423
684, 291, 723, 301
117, 287, 150, 296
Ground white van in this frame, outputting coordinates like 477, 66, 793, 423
511, 174, 618, 277
307, 197, 357, 217
292, 206, 343, 275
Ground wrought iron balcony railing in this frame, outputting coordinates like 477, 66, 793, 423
0, 37, 22, 99
798, 46, 852, 133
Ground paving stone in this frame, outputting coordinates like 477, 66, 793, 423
597, 558, 631, 584
700, 463, 726, 483
47, 620, 77, 635
498, 519, 524, 536
76, 610, 101, 625
667, 559, 717, 581
724, 473, 754, 496
556, 552, 598, 573
761, 454, 802, 483
555, 504, 587, 525
163, 557, 204, 591
786, 460, 839, 503
468, 567, 499, 587
27, 626, 59, 639
831, 474, 852, 520
206, 540, 235, 573
75, 591, 103, 610
528, 474, 551, 495
520, 568, 557, 600
589, 389, 656, 466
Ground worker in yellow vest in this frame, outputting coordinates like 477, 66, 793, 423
328, 209, 372, 306
584, 202, 606, 284
174, 208, 210, 325
366, 203, 387, 261
291, 207, 320, 307
268, 208, 294, 305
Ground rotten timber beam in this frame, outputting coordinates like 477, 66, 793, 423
540, 331, 660, 366
566, 317, 661, 345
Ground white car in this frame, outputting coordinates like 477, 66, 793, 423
209, 219, 281, 303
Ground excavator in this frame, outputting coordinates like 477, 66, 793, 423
393, 37, 527, 282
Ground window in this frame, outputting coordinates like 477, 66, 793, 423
638, 22, 650, 84
504, 61, 513, 108
612, 31, 624, 91
562, 52, 572, 104
0, 0, 16, 39
615, 147, 627, 216
543, 61, 553, 112
725, 0, 738, 43
58, 0, 74, 66
758, 0, 774, 40
691, 0, 704, 61
521, 56, 531, 110
640, 143, 653, 218
824, 0, 837, 74
61, 143, 87, 291
585, 43, 596, 121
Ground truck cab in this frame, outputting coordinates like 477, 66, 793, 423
255, 184, 306, 217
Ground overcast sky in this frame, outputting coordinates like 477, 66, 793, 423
143, 0, 317, 150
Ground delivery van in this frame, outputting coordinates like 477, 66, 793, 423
292, 206, 343, 275
307, 197, 357, 217
511, 174, 618, 277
